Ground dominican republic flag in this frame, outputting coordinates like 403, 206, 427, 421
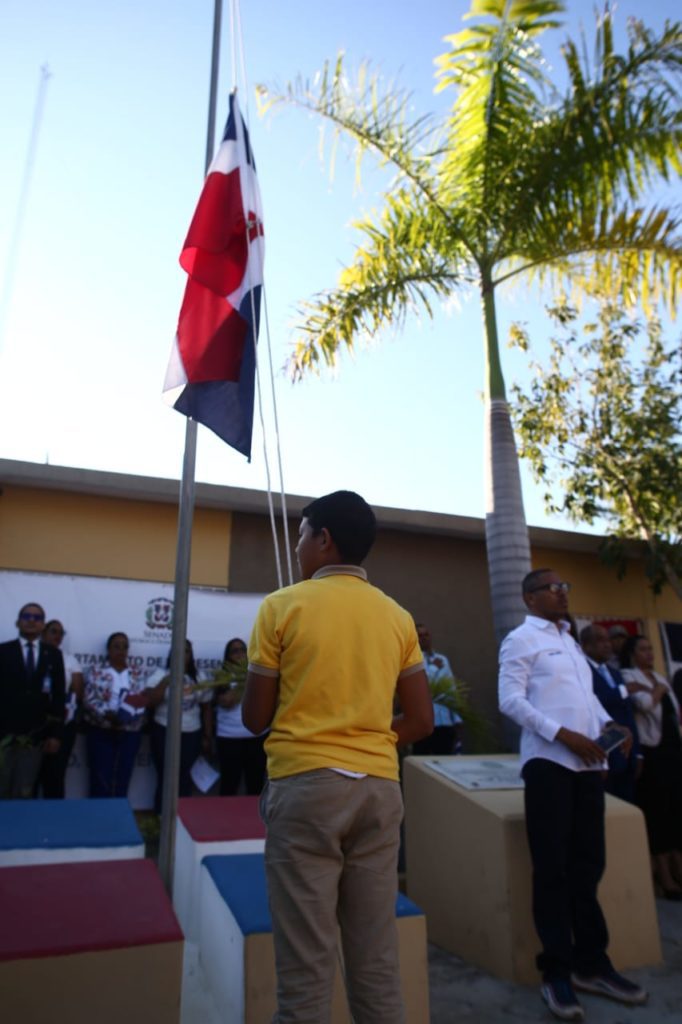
163, 92, 264, 458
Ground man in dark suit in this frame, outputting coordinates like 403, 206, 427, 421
0, 601, 66, 798
580, 624, 641, 804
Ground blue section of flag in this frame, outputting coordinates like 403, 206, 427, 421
173, 285, 259, 458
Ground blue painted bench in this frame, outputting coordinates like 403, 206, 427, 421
198, 852, 430, 1023
0, 797, 144, 866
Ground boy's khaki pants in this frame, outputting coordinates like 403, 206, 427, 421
262, 769, 405, 1024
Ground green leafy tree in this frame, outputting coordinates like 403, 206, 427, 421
511, 300, 682, 599
258, 1, 682, 642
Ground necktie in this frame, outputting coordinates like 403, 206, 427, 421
26, 641, 36, 679
598, 663, 615, 688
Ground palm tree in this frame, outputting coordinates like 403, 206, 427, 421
258, 1, 682, 643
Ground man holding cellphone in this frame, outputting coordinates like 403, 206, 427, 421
499, 569, 646, 1021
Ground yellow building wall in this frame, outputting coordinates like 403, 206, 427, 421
0, 486, 231, 587
532, 546, 681, 670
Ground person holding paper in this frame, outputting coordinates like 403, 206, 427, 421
215, 637, 267, 796
146, 639, 213, 813
83, 632, 153, 798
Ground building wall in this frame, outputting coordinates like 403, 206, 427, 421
368, 527, 498, 732
2, 474, 680, 751
228, 512, 295, 596
0, 486, 231, 587
230, 513, 682, 745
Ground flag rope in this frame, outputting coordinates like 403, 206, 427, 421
261, 287, 294, 584
231, 0, 294, 586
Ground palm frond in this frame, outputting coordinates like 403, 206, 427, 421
286, 200, 468, 379
552, 17, 681, 198
435, 0, 564, 234
498, 204, 682, 314
256, 55, 443, 214
481, 13, 682, 259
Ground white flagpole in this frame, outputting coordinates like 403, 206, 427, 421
158, 0, 223, 894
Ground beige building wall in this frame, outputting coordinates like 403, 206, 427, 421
1, 461, 679, 748
229, 514, 682, 737
0, 485, 231, 587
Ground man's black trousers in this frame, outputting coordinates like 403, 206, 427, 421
522, 757, 612, 981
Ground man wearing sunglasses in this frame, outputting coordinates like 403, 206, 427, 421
499, 569, 645, 1021
0, 602, 66, 798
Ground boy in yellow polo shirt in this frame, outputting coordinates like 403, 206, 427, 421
242, 490, 433, 1024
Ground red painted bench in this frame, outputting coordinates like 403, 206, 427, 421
173, 795, 266, 940
0, 858, 183, 1024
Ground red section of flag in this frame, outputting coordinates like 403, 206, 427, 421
177, 279, 245, 382
179, 168, 247, 297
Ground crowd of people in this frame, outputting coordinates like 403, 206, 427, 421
1, 599, 679, 880
0, 603, 266, 803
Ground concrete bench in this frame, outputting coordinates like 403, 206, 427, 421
404, 754, 662, 984
198, 852, 429, 1023
173, 795, 265, 940
0, 797, 144, 866
0, 858, 183, 1024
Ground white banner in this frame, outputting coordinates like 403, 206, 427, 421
0, 570, 267, 807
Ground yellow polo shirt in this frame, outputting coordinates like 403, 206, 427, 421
248, 565, 423, 781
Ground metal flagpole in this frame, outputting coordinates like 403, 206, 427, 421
158, 0, 223, 894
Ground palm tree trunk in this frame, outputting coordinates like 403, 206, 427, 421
481, 277, 531, 647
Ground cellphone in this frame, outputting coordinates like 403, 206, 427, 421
596, 727, 626, 754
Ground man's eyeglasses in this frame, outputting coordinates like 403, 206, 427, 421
527, 582, 571, 595
20, 612, 45, 621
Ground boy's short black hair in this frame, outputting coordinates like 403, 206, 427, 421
302, 491, 376, 565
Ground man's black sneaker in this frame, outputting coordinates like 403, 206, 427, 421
540, 978, 585, 1021
572, 968, 648, 1005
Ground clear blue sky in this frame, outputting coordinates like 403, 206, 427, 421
0, 0, 679, 529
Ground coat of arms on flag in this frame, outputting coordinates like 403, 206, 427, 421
163, 91, 264, 459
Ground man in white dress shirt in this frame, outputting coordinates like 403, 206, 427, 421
499, 569, 646, 1021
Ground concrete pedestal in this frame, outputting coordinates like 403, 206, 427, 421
403, 755, 661, 985
0, 859, 183, 1024
172, 795, 266, 941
